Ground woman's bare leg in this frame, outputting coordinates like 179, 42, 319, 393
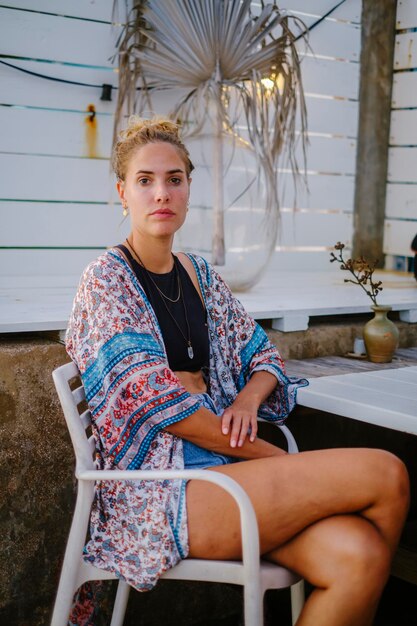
186, 448, 409, 625
266, 515, 391, 626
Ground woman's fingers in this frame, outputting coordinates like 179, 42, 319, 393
221, 408, 233, 435
249, 415, 258, 443
230, 412, 255, 448
222, 407, 258, 447
230, 415, 244, 448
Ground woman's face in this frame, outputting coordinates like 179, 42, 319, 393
117, 141, 190, 242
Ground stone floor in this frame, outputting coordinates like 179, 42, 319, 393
285, 346, 417, 378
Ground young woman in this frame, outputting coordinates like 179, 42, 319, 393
66, 117, 409, 625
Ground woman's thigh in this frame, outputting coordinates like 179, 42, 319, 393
265, 513, 391, 589
186, 447, 406, 559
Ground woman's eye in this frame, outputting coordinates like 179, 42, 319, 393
169, 177, 182, 185
138, 177, 150, 185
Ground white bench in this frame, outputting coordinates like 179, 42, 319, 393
2, 270, 416, 333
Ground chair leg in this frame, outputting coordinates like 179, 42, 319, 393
50, 484, 94, 626
109, 581, 131, 626
291, 580, 305, 625
243, 583, 263, 626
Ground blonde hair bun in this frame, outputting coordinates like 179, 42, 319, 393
121, 115, 181, 141
112, 115, 193, 181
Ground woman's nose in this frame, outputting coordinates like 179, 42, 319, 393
155, 184, 170, 202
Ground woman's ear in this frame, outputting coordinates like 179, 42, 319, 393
116, 180, 125, 203
187, 178, 192, 209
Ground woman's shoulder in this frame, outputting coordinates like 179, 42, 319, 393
179, 252, 222, 289
73, 249, 137, 305
80, 247, 129, 282
181, 252, 209, 271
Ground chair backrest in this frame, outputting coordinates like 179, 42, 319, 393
53, 362, 96, 473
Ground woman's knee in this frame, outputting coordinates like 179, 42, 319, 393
384, 452, 409, 503
340, 522, 390, 581
305, 516, 391, 590
370, 449, 410, 511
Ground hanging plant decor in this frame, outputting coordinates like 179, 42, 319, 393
113, 0, 308, 286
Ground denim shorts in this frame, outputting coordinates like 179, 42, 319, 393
182, 393, 239, 469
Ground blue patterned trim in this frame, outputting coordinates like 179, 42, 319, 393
111, 389, 188, 462
127, 401, 202, 469
112, 392, 197, 464
237, 324, 268, 389
254, 364, 309, 420
186, 253, 211, 300
83, 332, 164, 401
255, 362, 308, 391
173, 479, 188, 559
91, 358, 157, 417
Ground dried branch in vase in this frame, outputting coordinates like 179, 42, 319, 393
330, 242, 383, 306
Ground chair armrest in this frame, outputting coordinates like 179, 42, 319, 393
257, 419, 299, 454
276, 424, 299, 454
77, 468, 260, 572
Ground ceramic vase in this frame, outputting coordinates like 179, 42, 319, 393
363, 305, 399, 363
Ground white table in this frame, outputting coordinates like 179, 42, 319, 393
296, 366, 417, 435
297, 365, 417, 586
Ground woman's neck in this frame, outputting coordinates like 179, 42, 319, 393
127, 232, 175, 274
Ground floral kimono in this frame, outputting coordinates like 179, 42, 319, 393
66, 248, 307, 592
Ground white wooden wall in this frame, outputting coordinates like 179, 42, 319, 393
282, 0, 360, 267
0, 0, 125, 279
0, 0, 361, 280
384, 0, 417, 268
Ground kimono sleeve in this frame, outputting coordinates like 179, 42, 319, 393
240, 321, 308, 421
201, 259, 308, 422
66, 256, 201, 469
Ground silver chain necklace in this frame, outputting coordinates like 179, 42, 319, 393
125, 238, 181, 303
125, 238, 194, 359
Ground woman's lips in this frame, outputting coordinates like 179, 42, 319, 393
150, 209, 175, 217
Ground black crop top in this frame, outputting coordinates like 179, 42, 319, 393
117, 245, 209, 373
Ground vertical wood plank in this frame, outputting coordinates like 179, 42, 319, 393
353, 0, 397, 264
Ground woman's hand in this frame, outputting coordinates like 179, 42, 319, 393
221, 370, 278, 448
221, 396, 259, 448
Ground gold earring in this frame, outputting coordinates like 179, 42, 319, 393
122, 204, 128, 217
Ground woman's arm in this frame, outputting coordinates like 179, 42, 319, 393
164, 402, 286, 460
173, 370, 278, 449
221, 370, 277, 447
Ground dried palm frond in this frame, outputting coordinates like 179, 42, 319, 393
113, 0, 308, 267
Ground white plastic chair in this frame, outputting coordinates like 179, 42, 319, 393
51, 361, 304, 626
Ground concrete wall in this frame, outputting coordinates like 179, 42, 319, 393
0, 337, 72, 625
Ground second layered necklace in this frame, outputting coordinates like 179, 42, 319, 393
125, 238, 194, 360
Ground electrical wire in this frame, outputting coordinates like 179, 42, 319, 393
0, 57, 112, 89
1, 1, 349, 90
294, 0, 349, 42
